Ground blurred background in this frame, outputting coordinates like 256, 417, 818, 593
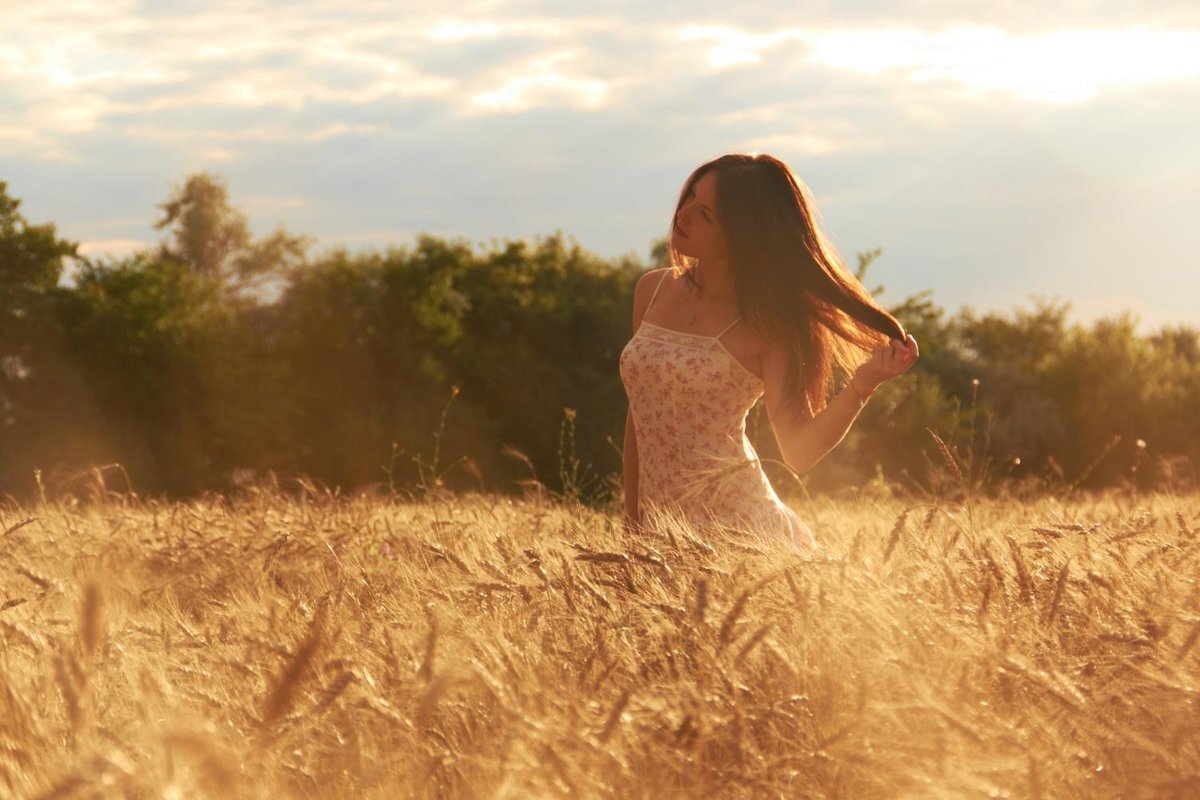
1, 2, 1197, 502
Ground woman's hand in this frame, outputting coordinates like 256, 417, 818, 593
853, 333, 919, 394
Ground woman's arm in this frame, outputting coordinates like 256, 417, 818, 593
765, 335, 919, 474
621, 267, 671, 534
622, 407, 640, 532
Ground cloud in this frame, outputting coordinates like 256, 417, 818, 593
677, 24, 802, 68
804, 26, 1200, 103
469, 49, 609, 112
1, 2, 1198, 327
4, 6, 1198, 153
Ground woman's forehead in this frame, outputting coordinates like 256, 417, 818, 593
691, 170, 718, 201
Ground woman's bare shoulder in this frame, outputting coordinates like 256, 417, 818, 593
640, 266, 673, 287
631, 268, 673, 332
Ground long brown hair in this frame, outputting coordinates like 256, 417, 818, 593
667, 153, 906, 417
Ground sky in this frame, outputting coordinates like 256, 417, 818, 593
1, 1, 1198, 330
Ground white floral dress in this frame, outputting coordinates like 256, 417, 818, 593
619, 270, 817, 554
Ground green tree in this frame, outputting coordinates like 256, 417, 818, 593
0, 181, 77, 397
448, 233, 641, 500
57, 254, 234, 494
154, 172, 309, 295
0, 181, 81, 494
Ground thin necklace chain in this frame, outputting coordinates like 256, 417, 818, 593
682, 268, 702, 324
683, 265, 738, 328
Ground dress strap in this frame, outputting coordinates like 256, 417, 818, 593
645, 269, 670, 313
714, 316, 742, 340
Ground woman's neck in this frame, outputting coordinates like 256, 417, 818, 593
690, 260, 737, 306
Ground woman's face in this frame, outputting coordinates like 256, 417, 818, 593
671, 169, 727, 261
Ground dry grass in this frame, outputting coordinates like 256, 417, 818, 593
1, 486, 1199, 798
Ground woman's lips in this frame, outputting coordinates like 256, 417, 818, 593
674, 222, 689, 238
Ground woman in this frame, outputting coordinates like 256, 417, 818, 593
619, 153, 919, 553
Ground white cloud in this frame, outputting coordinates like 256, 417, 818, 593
426, 18, 565, 42
428, 20, 504, 42
1, 3, 1198, 326
470, 50, 608, 112
805, 25, 1200, 103
677, 24, 802, 69
4, 7, 1197, 155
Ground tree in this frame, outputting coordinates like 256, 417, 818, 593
0, 181, 84, 493
0, 180, 77, 353
154, 172, 309, 295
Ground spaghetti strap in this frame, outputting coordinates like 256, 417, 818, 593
645, 269, 669, 313
714, 316, 742, 340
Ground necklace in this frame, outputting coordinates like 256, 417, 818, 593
683, 273, 703, 325
683, 266, 740, 331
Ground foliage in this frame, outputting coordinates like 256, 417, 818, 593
0, 182, 80, 494
154, 172, 309, 295
52, 254, 237, 493
0, 174, 1196, 503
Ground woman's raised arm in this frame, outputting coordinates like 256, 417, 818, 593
764, 334, 919, 474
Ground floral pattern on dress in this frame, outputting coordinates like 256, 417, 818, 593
619, 274, 818, 555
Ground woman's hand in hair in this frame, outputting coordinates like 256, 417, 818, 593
853, 334, 919, 392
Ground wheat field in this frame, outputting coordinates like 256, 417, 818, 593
1, 484, 1198, 799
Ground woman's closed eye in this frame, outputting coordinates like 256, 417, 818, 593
685, 189, 713, 221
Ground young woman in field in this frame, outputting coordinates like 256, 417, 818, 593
619, 153, 919, 553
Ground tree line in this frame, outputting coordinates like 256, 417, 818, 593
1, 173, 1196, 505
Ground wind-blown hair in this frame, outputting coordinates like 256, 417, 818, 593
667, 153, 906, 417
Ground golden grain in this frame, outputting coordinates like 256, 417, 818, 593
260, 627, 321, 732
0, 487, 1195, 797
